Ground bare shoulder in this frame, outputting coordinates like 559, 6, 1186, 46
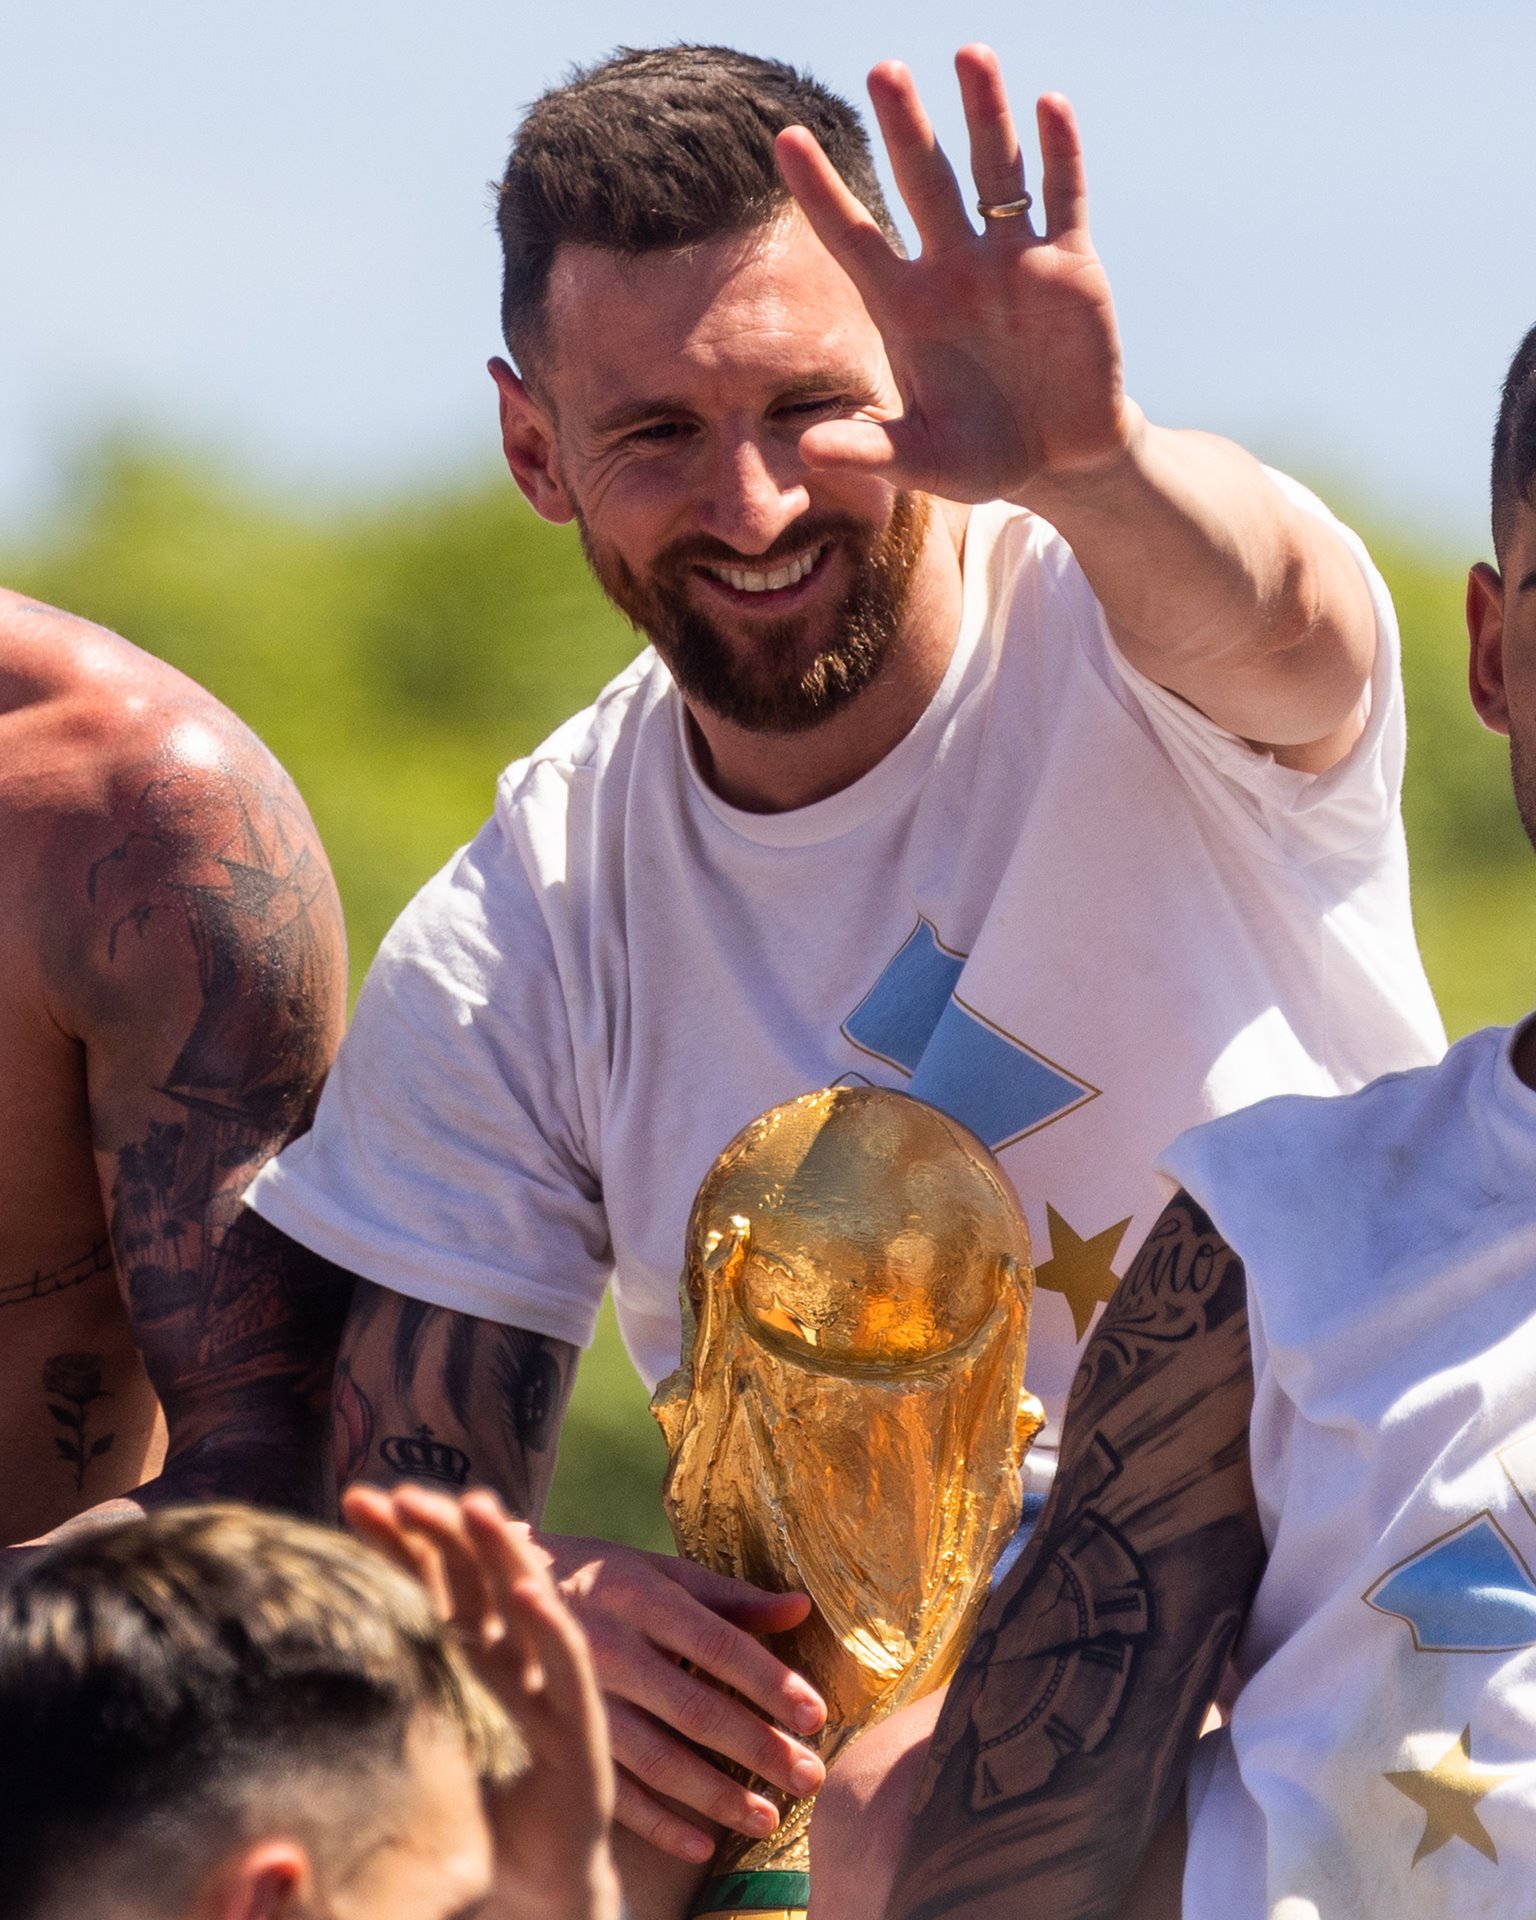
0, 588, 345, 1067
0, 586, 253, 792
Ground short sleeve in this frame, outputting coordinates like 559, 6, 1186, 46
1087, 472, 1405, 868
246, 815, 612, 1350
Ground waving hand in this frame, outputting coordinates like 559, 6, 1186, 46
776, 47, 1132, 505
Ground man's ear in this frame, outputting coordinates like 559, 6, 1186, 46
1468, 560, 1510, 736
489, 356, 574, 525
189, 1840, 311, 1920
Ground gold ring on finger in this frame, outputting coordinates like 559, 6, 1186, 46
977, 193, 1033, 220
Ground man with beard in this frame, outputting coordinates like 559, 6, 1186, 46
247, 41, 1444, 1902
804, 321, 1536, 1920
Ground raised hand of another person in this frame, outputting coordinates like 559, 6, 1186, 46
345, 1484, 623, 1920
775, 45, 1131, 508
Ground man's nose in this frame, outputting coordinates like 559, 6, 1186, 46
697, 434, 811, 555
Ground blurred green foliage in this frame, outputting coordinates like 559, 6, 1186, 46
1361, 516, 1536, 1040
3, 442, 1529, 1549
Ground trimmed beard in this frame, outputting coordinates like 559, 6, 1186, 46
576, 491, 932, 735
1511, 726, 1536, 861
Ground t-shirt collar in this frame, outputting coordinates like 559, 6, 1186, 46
678, 502, 1012, 848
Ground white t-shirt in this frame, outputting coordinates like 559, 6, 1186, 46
249, 487, 1445, 1479
1163, 1025, 1536, 1919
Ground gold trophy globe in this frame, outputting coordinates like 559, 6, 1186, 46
651, 1086, 1043, 1920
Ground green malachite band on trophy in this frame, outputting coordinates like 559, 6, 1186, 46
689, 1869, 812, 1914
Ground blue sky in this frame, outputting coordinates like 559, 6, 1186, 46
3, 0, 1533, 549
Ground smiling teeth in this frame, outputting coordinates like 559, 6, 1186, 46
710, 548, 821, 594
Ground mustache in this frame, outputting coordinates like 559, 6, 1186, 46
652, 517, 874, 575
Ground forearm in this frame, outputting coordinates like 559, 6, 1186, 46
335, 1283, 577, 1522
1022, 412, 1375, 752
141, 1408, 333, 1515
885, 1194, 1266, 1920
889, 1531, 1238, 1920
122, 1208, 352, 1520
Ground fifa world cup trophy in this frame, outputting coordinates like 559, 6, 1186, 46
652, 1086, 1043, 1920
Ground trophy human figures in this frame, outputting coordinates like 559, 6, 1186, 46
652, 1086, 1043, 1920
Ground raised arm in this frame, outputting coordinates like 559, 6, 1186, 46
881, 1190, 1265, 1920
776, 46, 1375, 770
54, 725, 351, 1523
336, 1280, 829, 1870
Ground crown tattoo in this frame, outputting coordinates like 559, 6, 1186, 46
380, 1424, 471, 1487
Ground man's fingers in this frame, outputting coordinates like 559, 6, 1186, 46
774, 126, 897, 311
954, 45, 1033, 222
1037, 92, 1088, 240
593, 1620, 824, 1802
607, 1698, 789, 1843
464, 1496, 599, 1716
548, 1542, 823, 1723
865, 60, 970, 251
390, 1485, 497, 1638
341, 1484, 453, 1619
610, 1765, 717, 1864
639, 1579, 824, 1736
543, 1540, 824, 1828
462, 1489, 557, 1587
656, 1554, 815, 1637
797, 416, 902, 478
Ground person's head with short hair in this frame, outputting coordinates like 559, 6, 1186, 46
496, 43, 899, 382
1491, 322, 1536, 570
488, 44, 943, 759
1469, 323, 1536, 858
0, 1504, 522, 1920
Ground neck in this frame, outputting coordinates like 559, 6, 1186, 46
686, 502, 969, 813
1513, 1015, 1536, 1093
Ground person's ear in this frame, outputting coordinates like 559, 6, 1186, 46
1467, 561, 1510, 735
489, 357, 575, 525
189, 1840, 312, 1920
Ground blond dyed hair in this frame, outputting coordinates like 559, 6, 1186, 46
0, 1503, 523, 1918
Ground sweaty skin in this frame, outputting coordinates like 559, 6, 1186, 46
0, 588, 350, 1551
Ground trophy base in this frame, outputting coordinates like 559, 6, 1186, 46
689, 1868, 810, 1920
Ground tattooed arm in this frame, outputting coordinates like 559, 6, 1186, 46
883, 1191, 1266, 1920
44, 727, 352, 1526
335, 1280, 579, 1519
336, 1282, 830, 1866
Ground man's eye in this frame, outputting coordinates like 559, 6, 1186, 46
780, 396, 845, 420
628, 421, 686, 445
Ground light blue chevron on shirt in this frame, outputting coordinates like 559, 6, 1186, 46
841, 918, 1096, 1152
1366, 1513, 1536, 1653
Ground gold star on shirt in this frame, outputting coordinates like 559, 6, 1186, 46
1035, 1204, 1133, 1341
1385, 1725, 1519, 1865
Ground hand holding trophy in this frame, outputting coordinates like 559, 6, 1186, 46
652, 1087, 1043, 1920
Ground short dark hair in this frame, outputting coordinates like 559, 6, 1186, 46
0, 1505, 520, 1920
1492, 322, 1536, 566
496, 43, 900, 373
